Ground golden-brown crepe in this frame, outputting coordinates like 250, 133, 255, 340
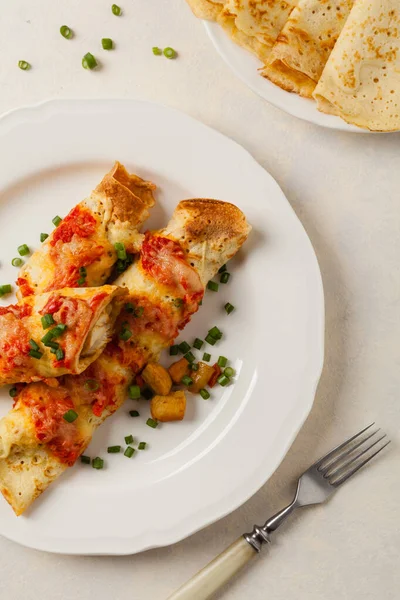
262, 0, 353, 97
16, 162, 156, 299
0, 200, 251, 515
313, 0, 400, 131
0, 286, 125, 385
185, 0, 224, 19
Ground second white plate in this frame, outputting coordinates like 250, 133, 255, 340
0, 99, 324, 554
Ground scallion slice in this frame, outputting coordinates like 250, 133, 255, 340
18, 60, 31, 70
63, 409, 78, 423
29, 339, 40, 352
84, 379, 100, 392
124, 434, 134, 445
52, 215, 62, 227
178, 341, 191, 354
18, 244, 29, 256
169, 345, 179, 356
200, 388, 210, 400
224, 302, 235, 315
163, 47, 177, 59
107, 446, 121, 453
114, 242, 127, 260
82, 53, 97, 70
11, 257, 22, 267
220, 272, 230, 284
217, 374, 230, 387
128, 385, 141, 399
218, 264, 227, 273
29, 349, 43, 359
129, 410, 140, 417
146, 418, 158, 428
205, 334, 217, 346
173, 298, 184, 308
40, 233, 49, 242
193, 338, 203, 350
184, 351, 195, 363
202, 352, 211, 362
152, 47, 162, 55
92, 457, 104, 469
208, 326, 222, 339
9, 387, 18, 398
119, 326, 132, 341
124, 446, 135, 458
138, 442, 147, 450
207, 280, 219, 292
112, 4, 122, 15
190, 363, 199, 372
224, 367, 235, 378
55, 348, 64, 361
60, 25, 73, 39
81, 455, 90, 464
217, 356, 228, 368
41, 313, 55, 329
0, 285, 12, 297
102, 38, 113, 50
181, 374, 193, 386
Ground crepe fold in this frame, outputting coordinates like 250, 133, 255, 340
0, 286, 125, 385
0, 199, 251, 515
261, 0, 353, 97
313, 0, 400, 131
16, 162, 156, 299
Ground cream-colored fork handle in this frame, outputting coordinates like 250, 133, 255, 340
167, 537, 257, 600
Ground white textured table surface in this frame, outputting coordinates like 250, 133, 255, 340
0, 1, 399, 599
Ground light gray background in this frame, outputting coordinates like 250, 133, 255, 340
0, 1, 398, 599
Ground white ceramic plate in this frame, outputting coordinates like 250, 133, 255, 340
0, 99, 324, 554
204, 21, 362, 133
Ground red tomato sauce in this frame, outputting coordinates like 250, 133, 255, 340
16, 277, 34, 298
0, 314, 30, 373
51, 205, 97, 246
0, 303, 32, 318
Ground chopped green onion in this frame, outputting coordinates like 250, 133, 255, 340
225, 302, 235, 315
18, 60, 31, 70
205, 334, 217, 346
92, 457, 104, 469
217, 374, 230, 387
207, 280, 219, 292
77, 277, 86, 286
135, 306, 144, 318
0, 285, 12, 297
9, 387, 18, 398
220, 272, 230, 284
125, 302, 135, 313
125, 434, 134, 445
152, 47, 162, 55
18, 244, 29, 256
29, 339, 40, 352
41, 325, 67, 345
81, 455, 90, 464
217, 356, 228, 368
129, 385, 141, 399
129, 410, 140, 417
208, 326, 222, 339
169, 345, 179, 356
29, 349, 43, 359
218, 264, 227, 273
107, 445, 121, 453
124, 446, 135, 458
178, 341, 191, 354
173, 298, 184, 308
112, 4, 122, 15
41, 313, 55, 329
119, 326, 132, 341
40, 233, 49, 243
114, 242, 127, 260
224, 367, 235, 378
79, 266, 87, 277
63, 409, 78, 423
184, 351, 195, 363
84, 379, 100, 392
47, 341, 59, 351
181, 375, 193, 386
55, 348, 64, 361
142, 388, 153, 400
200, 389, 210, 400
102, 38, 113, 50
163, 47, 177, 59
203, 352, 211, 362
190, 363, 199, 372
11, 257, 23, 267
146, 418, 158, 428
82, 53, 97, 70
199, 299, 203, 306
138, 442, 147, 450
52, 215, 62, 227
193, 338, 204, 350
60, 25, 73, 39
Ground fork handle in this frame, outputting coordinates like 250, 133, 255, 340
167, 536, 257, 600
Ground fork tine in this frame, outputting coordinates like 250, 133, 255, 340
332, 440, 391, 487
325, 434, 387, 479
314, 423, 375, 469
320, 428, 381, 474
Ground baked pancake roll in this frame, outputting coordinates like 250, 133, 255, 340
0, 199, 251, 515
0, 286, 125, 385
16, 162, 156, 298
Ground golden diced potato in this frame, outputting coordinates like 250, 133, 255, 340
151, 391, 186, 422
142, 363, 172, 396
168, 357, 190, 384
188, 362, 214, 393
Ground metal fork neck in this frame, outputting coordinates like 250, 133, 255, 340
244, 498, 298, 553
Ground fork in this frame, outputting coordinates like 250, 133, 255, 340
168, 424, 390, 600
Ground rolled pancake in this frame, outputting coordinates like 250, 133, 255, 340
313, 0, 400, 131
262, 0, 353, 98
0, 286, 125, 385
16, 162, 156, 298
185, 0, 224, 19
0, 200, 251, 515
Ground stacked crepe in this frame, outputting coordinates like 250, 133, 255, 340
186, 0, 400, 131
